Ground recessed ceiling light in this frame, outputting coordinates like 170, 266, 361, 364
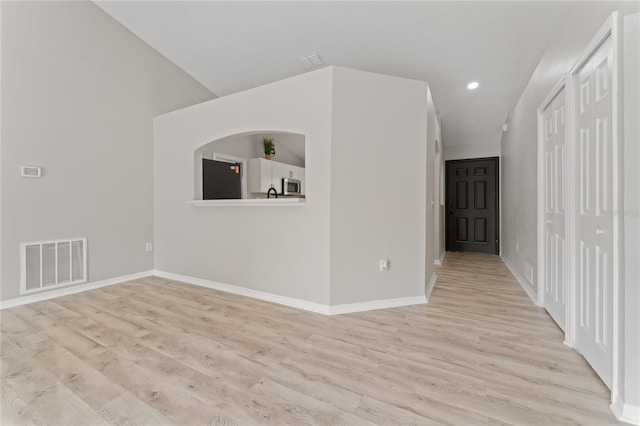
467, 81, 479, 90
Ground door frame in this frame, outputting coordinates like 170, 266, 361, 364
536, 76, 568, 325
566, 10, 622, 401
445, 157, 500, 254
537, 11, 622, 404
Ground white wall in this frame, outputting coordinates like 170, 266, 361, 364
500, 3, 640, 419
0, 1, 213, 302
425, 88, 438, 289
434, 120, 445, 263
202, 132, 305, 168
444, 142, 500, 161
202, 134, 260, 161
501, 2, 639, 298
622, 12, 640, 418
328, 67, 430, 305
154, 66, 434, 307
153, 68, 333, 304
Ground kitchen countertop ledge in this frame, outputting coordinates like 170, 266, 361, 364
187, 198, 306, 207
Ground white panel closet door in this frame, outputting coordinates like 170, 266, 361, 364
574, 35, 614, 389
542, 89, 567, 331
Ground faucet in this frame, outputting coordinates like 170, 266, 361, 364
267, 187, 278, 199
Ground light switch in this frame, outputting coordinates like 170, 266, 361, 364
379, 259, 390, 272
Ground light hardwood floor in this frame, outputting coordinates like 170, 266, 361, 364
1, 252, 617, 425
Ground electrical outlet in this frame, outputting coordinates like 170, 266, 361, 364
525, 263, 534, 284
145, 242, 153, 252
379, 259, 390, 272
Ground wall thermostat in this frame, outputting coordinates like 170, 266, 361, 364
21, 166, 42, 178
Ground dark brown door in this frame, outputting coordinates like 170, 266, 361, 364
446, 157, 499, 254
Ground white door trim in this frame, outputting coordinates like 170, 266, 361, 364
537, 11, 624, 417
564, 67, 578, 351
566, 10, 622, 406
536, 76, 568, 328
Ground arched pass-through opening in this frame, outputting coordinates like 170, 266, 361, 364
193, 130, 305, 201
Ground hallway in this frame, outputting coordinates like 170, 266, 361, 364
1, 252, 617, 425
431, 251, 615, 424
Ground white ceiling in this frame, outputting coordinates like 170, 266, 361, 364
95, 1, 579, 147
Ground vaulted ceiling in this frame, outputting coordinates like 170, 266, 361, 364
96, 1, 581, 148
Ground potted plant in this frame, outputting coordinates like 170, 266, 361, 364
262, 137, 275, 160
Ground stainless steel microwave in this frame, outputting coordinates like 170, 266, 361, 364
282, 178, 302, 196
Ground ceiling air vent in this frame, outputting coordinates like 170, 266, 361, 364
298, 52, 324, 69
20, 238, 87, 294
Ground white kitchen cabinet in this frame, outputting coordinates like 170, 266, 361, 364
291, 165, 305, 195
280, 164, 301, 179
248, 158, 305, 194
248, 158, 277, 193
271, 162, 283, 188
291, 165, 304, 183
281, 164, 293, 179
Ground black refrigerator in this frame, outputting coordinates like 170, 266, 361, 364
202, 159, 242, 199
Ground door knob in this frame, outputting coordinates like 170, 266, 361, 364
596, 227, 604, 235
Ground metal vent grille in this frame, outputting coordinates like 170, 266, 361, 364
20, 238, 87, 294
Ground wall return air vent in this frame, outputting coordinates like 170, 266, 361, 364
20, 238, 87, 294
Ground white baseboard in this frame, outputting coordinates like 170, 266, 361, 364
153, 270, 427, 315
501, 255, 540, 306
611, 395, 640, 425
0, 270, 154, 310
329, 295, 427, 315
153, 270, 331, 314
426, 272, 437, 300
434, 251, 446, 266
0, 267, 429, 316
